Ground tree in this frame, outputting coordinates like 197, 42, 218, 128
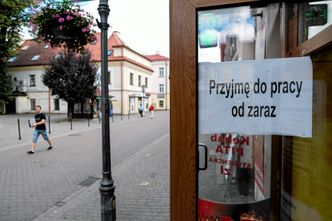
0, 0, 33, 104
43, 50, 98, 117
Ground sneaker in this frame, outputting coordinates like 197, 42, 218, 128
27, 151, 34, 154
47, 146, 53, 150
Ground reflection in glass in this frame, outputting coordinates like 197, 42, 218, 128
198, 5, 273, 221
299, 1, 332, 42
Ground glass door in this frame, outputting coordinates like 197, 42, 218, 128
197, 3, 314, 220
198, 6, 273, 220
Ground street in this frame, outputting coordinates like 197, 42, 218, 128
0, 111, 169, 221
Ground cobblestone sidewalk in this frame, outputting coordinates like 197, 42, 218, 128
33, 133, 170, 221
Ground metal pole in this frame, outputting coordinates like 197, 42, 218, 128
88, 113, 90, 127
48, 115, 51, 134
98, 1, 116, 220
17, 118, 21, 140
70, 113, 73, 130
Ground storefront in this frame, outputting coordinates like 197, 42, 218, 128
128, 93, 149, 113
170, 1, 332, 220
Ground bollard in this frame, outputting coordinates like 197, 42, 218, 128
17, 118, 21, 140
128, 111, 130, 120
88, 113, 90, 127
121, 114, 123, 121
48, 115, 51, 134
70, 113, 73, 130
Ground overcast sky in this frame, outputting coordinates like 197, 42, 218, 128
24, 0, 170, 56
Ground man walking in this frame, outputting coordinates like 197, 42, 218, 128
138, 103, 144, 117
27, 105, 53, 154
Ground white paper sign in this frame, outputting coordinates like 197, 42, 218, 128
199, 57, 313, 137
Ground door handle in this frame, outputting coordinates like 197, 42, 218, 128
198, 143, 208, 170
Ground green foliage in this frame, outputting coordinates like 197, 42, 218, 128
43, 50, 98, 114
0, 0, 33, 103
30, 0, 96, 52
0, 64, 12, 103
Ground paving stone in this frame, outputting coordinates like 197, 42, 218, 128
33, 133, 170, 221
0, 112, 170, 221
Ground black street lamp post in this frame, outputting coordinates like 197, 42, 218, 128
97, 1, 116, 220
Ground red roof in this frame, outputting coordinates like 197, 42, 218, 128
7, 40, 61, 67
8, 32, 150, 70
109, 31, 126, 47
145, 54, 169, 61
84, 32, 126, 62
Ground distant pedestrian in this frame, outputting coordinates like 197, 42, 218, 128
149, 104, 155, 119
27, 105, 53, 154
98, 110, 102, 123
138, 104, 144, 117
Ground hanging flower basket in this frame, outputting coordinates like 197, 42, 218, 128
30, 0, 96, 52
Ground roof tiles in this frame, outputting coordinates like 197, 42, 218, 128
7, 32, 147, 67
145, 54, 169, 61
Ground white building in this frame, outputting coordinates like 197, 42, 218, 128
6, 42, 68, 114
145, 54, 170, 110
6, 32, 170, 115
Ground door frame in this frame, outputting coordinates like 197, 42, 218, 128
170, 1, 262, 220
171, 0, 332, 220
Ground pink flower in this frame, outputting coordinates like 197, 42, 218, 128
66, 15, 73, 21
58, 17, 65, 23
31, 24, 36, 32
82, 28, 88, 33
59, 25, 64, 30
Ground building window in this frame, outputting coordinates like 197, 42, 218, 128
31, 55, 40, 61
130, 73, 134, 86
138, 75, 141, 87
159, 84, 164, 93
29, 75, 36, 86
145, 77, 148, 88
55, 54, 61, 59
159, 67, 164, 77
8, 56, 16, 63
21, 45, 30, 50
159, 100, 164, 108
54, 98, 60, 111
30, 99, 36, 111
